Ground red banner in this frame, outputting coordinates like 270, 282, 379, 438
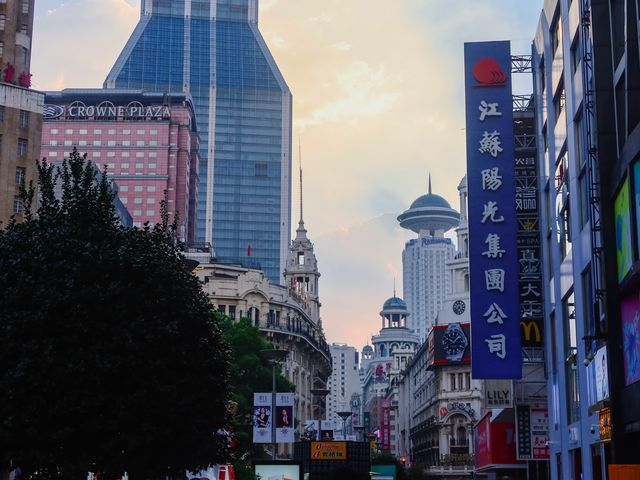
381, 399, 391, 452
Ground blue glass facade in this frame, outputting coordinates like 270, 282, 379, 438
105, 0, 292, 283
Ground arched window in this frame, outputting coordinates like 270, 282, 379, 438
380, 344, 387, 357
248, 307, 259, 327
456, 426, 467, 446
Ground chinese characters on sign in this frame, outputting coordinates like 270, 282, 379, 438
465, 41, 521, 379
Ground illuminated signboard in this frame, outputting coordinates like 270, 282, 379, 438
464, 41, 521, 379
310, 441, 347, 460
43, 101, 171, 121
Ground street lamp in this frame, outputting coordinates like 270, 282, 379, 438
336, 411, 352, 439
260, 348, 289, 459
310, 388, 330, 440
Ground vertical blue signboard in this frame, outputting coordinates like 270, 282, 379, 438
464, 41, 522, 379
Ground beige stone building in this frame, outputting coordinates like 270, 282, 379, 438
0, 0, 43, 226
189, 206, 332, 443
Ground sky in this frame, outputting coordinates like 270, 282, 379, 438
31, 0, 542, 350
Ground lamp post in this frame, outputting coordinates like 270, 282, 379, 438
310, 388, 330, 440
336, 411, 352, 439
260, 348, 289, 459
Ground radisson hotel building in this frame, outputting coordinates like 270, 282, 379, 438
104, 0, 293, 284
41, 90, 199, 243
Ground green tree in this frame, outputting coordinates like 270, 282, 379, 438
0, 150, 231, 479
220, 315, 294, 479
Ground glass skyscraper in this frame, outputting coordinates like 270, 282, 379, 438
105, 0, 292, 283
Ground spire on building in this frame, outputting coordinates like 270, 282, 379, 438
296, 140, 307, 239
428, 172, 432, 194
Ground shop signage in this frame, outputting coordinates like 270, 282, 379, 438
516, 405, 549, 460
464, 41, 521, 378
43, 102, 171, 120
440, 402, 476, 419
485, 379, 513, 408
310, 441, 347, 460
599, 408, 611, 441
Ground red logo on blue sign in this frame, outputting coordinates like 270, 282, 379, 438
472, 58, 506, 86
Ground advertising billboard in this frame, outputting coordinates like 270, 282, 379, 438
427, 323, 471, 368
475, 411, 524, 469
253, 393, 273, 444
620, 293, 640, 386
615, 178, 633, 282
464, 41, 521, 379
275, 393, 295, 444
254, 461, 301, 480
516, 405, 549, 460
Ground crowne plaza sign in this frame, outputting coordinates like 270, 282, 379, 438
43, 101, 171, 121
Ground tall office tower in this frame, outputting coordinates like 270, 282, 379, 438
105, 0, 292, 283
0, 0, 43, 225
327, 343, 360, 431
397, 177, 459, 341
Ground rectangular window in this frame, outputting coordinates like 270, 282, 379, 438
149, 152, 157, 158
121, 152, 129, 157
13, 196, 23, 214
121, 163, 129, 169
135, 163, 144, 169
19, 111, 28, 128
78, 140, 87, 146
48, 151, 57, 157
146, 198, 155, 204
17, 138, 28, 156
136, 141, 144, 146
119, 186, 128, 192
136, 152, 144, 158
122, 141, 130, 146
150, 129, 158, 135
93, 140, 101, 146
149, 140, 158, 146
107, 140, 116, 146
255, 162, 268, 177
15, 167, 25, 186
79, 129, 88, 135
133, 210, 142, 217
450, 373, 456, 391
0, 15, 6, 30
134, 186, 143, 192
137, 129, 145, 135
134, 198, 143, 204
63, 140, 72, 146
147, 186, 156, 192
22, 0, 29, 14
0, 41, 3, 57
146, 210, 155, 216
65, 129, 73, 134
123, 129, 130, 134
93, 129, 102, 134
20, 23, 28, 34
0, 106, 4, 122
108, 129, 116, 135
50, 128, 57, 134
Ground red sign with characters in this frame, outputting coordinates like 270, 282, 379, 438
475, 411, 525, 469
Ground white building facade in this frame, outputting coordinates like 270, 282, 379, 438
327, 343, 361, 434
398, 178, 460, 341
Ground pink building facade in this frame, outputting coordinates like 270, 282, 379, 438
41, 90, 199, 243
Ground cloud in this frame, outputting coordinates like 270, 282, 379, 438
32, 0, 138, 90
31, 0, 541, 348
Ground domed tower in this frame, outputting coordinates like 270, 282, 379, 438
371, 293, 420, 372
398, 175, 460, 341
283, 163, 321, 324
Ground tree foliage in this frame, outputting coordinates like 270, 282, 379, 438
219, 315, 294, 477
0, 150, 231, 479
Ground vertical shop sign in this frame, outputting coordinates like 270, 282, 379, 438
465, 41, 522, 378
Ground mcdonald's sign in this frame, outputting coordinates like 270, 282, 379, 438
520, 320, 543, 347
